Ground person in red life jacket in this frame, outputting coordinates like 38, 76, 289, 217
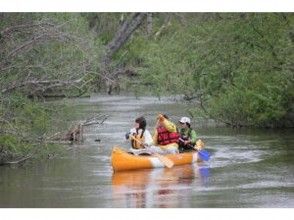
126, 116, 166, 156
152, 114, 180, 154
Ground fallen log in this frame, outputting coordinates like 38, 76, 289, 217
47, 114, 109, 143
0, 153, 34, 166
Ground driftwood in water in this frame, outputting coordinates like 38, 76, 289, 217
0, 112, 108, 165
0, 145, 39, 166
0, 153, 34, 166
48, 114, 109, 143
62, 123, 84, 142
82, 114, 108, 126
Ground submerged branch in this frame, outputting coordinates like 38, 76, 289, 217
82, 114, 109, 126
0, 153, 34, 165
46, 114, 109, 143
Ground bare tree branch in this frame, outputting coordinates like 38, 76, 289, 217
0, 22, 54, 37
1, 78, 84, 94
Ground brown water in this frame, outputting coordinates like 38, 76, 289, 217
0, 95, 293, 208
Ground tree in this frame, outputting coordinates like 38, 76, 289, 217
0, 13, 100, 98
0, 13, 102, 164
131, 13, 294, 127
99, 13, 147, 94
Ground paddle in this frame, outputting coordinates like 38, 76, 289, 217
195, 148, 210, 161
179, 138, 210, 161
129, 135, 174, 168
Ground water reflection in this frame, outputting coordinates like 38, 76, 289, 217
111, 164, 210, 208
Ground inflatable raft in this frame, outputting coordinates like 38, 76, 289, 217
111, 146, 201, 172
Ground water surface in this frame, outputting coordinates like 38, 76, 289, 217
0, 95, 293, 208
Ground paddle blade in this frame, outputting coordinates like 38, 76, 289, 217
153, 153, 174, 168
198, 150, 210, 161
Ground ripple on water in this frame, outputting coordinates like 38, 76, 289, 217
210, 146, 265, 169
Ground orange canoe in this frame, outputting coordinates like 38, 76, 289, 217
111, 146, 201, 172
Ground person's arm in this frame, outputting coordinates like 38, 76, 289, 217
157, 114, 177, 133
162, 118, 177, 132
190, 130, 197, 145
152, 129, 158, 145
144, 130, 154, 146
125, 128, 137, 140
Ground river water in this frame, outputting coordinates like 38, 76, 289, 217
0, 95, 293, 208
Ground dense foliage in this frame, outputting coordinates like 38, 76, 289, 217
120, 13, 294, 127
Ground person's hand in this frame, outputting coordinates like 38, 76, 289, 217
196, 139, 205, 150
179, 137, 190, 146
130, 128, 136, 134
184, 140, 190, 145
125, 132, 130, 140
157, 114, 165, 122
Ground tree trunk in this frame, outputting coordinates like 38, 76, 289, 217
147, 13, 153, 36
102, 12, 147, 67
100, 13, 147, 94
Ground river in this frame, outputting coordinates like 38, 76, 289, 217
0, 95, 293, 208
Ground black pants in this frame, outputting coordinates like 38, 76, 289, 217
178, 142, 193, 153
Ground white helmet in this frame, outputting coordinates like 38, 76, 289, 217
179, 117, 191, 124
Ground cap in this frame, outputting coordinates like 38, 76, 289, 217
179, 117, 191, 124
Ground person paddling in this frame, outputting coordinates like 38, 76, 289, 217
125, 116, 171, 156
178, 116, 197, 152
153, 114, 180, 154
125, 116, 153, 149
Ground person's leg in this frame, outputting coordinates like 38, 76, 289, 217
178, 142, 185, 153
128, 148, 150, 155
164, 146, 179, 154
148, 145, 166, 154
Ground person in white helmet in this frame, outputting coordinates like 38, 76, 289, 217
178, 116, 197, 152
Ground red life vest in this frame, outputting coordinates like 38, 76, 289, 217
157, 126, 180, 145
